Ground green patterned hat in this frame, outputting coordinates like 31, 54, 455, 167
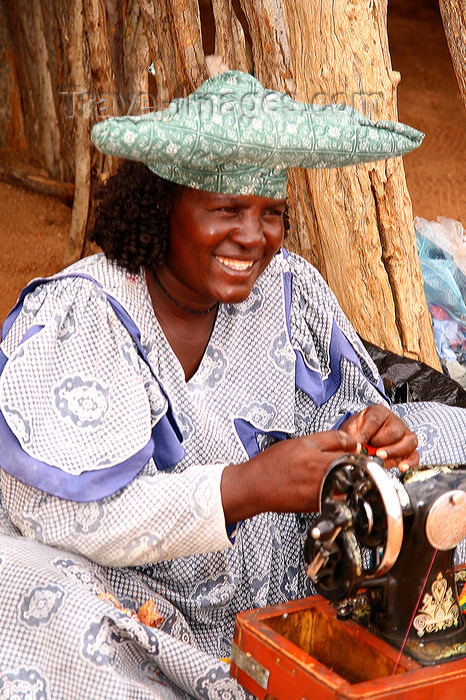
91, 70, 423, 199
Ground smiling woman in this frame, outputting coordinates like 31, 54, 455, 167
153, 188, 286, 379
157, 189, 286, 309
87, 162, 287, 381
0, 71, 465, 700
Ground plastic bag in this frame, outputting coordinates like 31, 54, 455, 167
361, 338, 466, 407
415, 216, 466, 324
415, 216, 466, 277
415, 216, 466, 388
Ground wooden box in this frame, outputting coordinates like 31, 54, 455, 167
230, 596, 466, 699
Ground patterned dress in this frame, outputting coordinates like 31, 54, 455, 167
0, 250, 465, 699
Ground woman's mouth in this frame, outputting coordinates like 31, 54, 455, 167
214, 255, 255, 271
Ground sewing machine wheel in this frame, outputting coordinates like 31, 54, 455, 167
319, 454, 404, 578
305, 519, 363, 600
306, 455, 404, 599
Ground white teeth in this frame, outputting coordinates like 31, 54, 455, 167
215, 256, 254, 271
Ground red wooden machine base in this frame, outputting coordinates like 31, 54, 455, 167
230, 596, 466, 699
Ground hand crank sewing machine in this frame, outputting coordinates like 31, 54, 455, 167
231, 455, 466, 699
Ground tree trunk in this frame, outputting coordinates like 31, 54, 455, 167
438, 0, 466, 109
6, 0, 64, 179
278, 0, 439, 367
62, 0, 91, 267
0, 0, 27, 150
1, 0, 441, 368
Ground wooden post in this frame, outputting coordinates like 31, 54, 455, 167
438, 0, 466, 108
63, 0, 91, 268
278, 0, 440, 367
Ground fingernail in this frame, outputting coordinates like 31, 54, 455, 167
399, 462, 409, 473
356, 442, 362, 452
376, 449, 388, 459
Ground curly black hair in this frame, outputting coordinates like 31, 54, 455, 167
87, 160, 180, 272
87, 160, 289, 272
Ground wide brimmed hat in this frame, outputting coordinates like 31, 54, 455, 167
91, 71, 423, 199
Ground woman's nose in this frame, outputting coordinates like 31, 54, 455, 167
229, 215, 265, 248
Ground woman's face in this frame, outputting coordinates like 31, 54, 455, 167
158, 187, 286, 308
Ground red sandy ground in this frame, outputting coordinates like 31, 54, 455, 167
0, 0, 464, 325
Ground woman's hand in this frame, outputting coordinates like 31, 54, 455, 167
340, 404, 419, 472
221, 430, 360, 525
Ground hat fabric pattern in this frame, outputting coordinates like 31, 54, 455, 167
91, 71, 423, 198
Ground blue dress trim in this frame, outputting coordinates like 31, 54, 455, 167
293, 318, 383, 407
233, 419, 287, 459
283, 263, 386, 408
0, 407, 157, 501
0, 272, 185, 500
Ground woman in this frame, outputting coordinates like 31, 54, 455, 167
0, 71, 464, 699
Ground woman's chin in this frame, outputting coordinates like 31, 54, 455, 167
215, 285, 255, 305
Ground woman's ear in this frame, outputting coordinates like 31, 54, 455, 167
283, 205, 290, 239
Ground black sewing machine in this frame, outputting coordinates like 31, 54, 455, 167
231, 455, 466, 699
305, 454, 466, 665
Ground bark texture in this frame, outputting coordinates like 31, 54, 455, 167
438, 0, 466, 109
1, 0, 440, 367
63, 0, 91, 267
280, 0, 439, 366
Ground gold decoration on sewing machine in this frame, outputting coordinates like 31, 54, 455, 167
413, 572, 459, 637
438, 642, 466, 661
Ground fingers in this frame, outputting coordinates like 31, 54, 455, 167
352, 405, 403, 446
398, 450, 420, 472
340, 407, 380, 443
373, 430, 418, 461
341, 405, 420, 471
382, 445, 419, 472
304, 430, 360, 455
246, 430, 361, 515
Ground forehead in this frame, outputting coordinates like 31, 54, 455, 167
178, 187, 286, 208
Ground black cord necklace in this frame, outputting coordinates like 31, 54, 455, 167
153, 271, 219, 316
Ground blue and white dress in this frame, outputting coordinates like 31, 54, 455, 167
0, 250, 464, 699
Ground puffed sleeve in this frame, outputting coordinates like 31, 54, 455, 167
283, 251, 390, 434
284, 252, 466, 476
0, 273, 232, 565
